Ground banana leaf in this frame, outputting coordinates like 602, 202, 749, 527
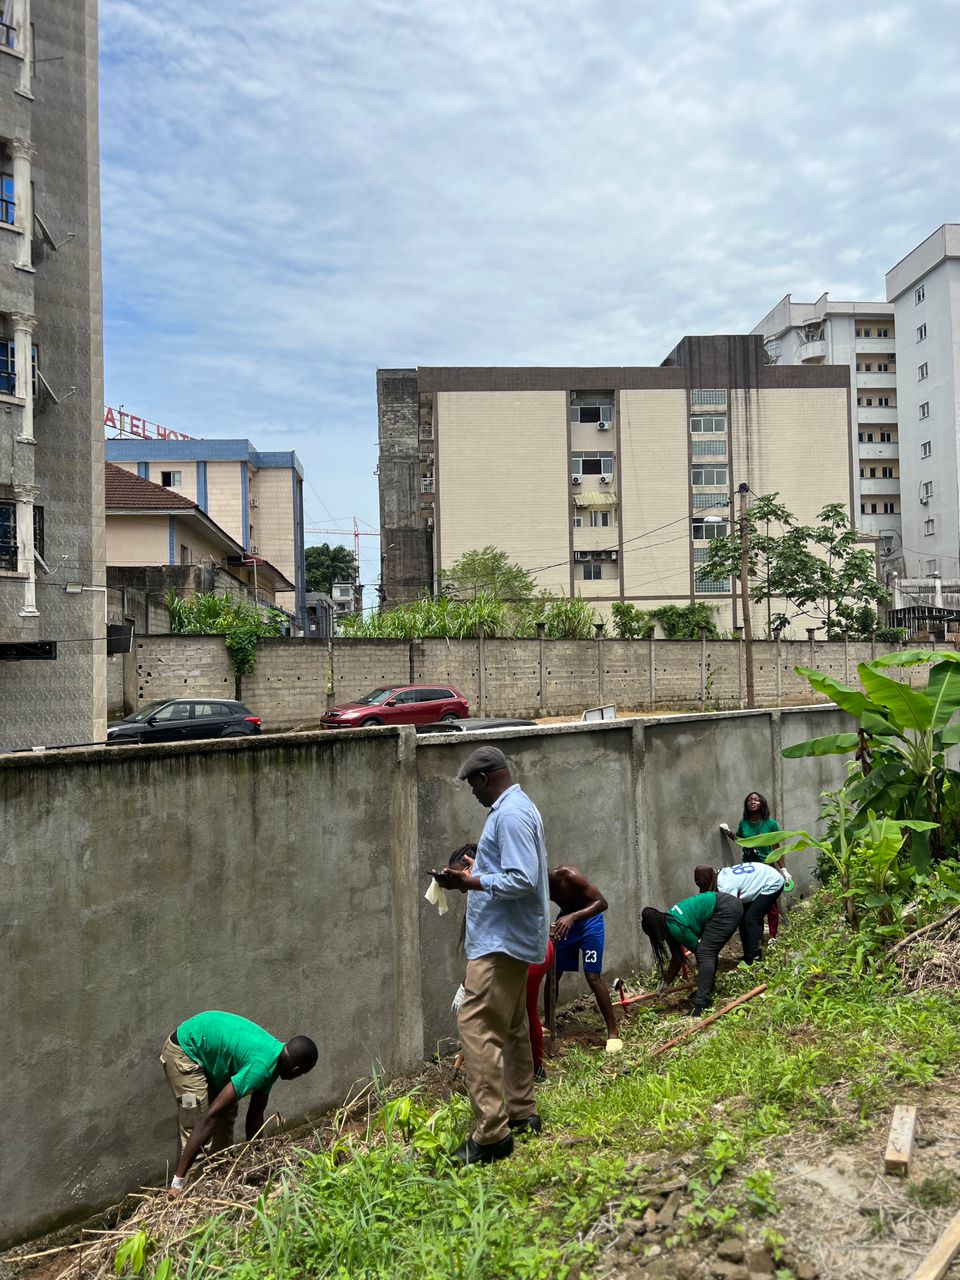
869, 649, 955, 669
794, 667, 878, 718
782, 732, 861, 759
857, 663, 936, 733
926, 659, 960, 731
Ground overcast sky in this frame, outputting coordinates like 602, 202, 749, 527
100, 0, 960, 589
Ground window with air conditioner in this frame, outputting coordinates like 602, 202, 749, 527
571, 451, 614, 478
569, 392, 613, 425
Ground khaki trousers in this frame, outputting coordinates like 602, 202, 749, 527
160, 1036, 238, 1155
458, 952, 536, 1145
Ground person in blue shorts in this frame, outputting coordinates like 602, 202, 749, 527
550, 866, 622, 1052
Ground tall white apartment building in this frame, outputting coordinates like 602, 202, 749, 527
885, 226, 960, 581
752, 296, 901, 570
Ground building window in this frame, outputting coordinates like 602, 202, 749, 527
695, 575, 731, 594
927, 559, 938, 573
180, 544, 192, 565
161, 470, 182, 487
855, 328, 871, 338
868, 503, 878, 513
877, 397, 890, 407
867, 467, 877, 478
582, 562, 602, 581
691, 465, 728, 487
880, 466, 894, 478
690, 388, 727, 408
0, 338, 38, 397
922, 440, 932, 458
0, 172, 13, 225
880, 432, 893, 442
916, 285, 925, 305
692, 492, 729, 510
588, 510, 612, 528
33, 505, 43, 561
919, 362, 928, 380
883, 502, 896, 514
922, 480, 934, 499
692, 519, 728, 540
571, 451, 614, 478
690, 415, 726, 433
0, 501, 15, 570
877, 362, 889, 372
859, 432, 874, 443
877, 328, 890, 338
917, 323, 927, 342
862, 398, 873, 407
692, 438, 726, 457
570, 393, 613, 425
572, 515, 583, 528
925, 518, 935, 536
919, 402, 930, 419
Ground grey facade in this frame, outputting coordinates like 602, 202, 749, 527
0, 0, 106, 748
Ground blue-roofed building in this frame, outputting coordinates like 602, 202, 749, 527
106, 438, 306, 625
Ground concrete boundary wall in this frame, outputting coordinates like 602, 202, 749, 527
3, 704, 850, 1245
122, 635, 928, 729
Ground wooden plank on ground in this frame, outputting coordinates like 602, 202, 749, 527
909, 1207, 960, 1280
884, 1104, 918, 1176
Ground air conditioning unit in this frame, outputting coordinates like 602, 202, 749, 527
250, 544, 259, 554
249, 497, 259, 508
597, 422, 611, 431
599, 475, 611, 484
572, 475, 582, 484
610, 550, 618, 562
574, 552, 592, 562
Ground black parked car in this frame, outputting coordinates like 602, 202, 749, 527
106, 698, 262, 745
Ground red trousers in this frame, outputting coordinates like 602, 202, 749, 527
526, 940, 555, 1071
767, 899, 780, 939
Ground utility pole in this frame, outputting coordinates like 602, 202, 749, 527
738, 482, 755, 709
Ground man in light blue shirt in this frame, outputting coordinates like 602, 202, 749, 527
434, 745, 549, 1165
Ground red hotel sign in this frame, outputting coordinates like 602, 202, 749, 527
103, 405, 195, 442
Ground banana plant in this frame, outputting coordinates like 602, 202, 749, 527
738, 792, 936, 931
782, 650, 960, 867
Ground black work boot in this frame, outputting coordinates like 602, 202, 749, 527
508, 1113, 543, 1136
451, 1133, 514, 1166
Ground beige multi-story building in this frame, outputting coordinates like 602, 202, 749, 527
0, 0, 107, 749
378, 336, 853, 635
752, 295, 902, 571
105, 439, 305, 623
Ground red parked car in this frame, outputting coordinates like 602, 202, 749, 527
320, 684, 469, 729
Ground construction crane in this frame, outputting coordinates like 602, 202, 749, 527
304, 517, 379, 571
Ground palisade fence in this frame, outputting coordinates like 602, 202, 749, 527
118, 634, 932, 726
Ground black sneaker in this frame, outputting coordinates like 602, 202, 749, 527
508, 1113, 543, 1136
451, 1134, 514, 1166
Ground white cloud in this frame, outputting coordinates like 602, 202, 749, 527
100, 0, 960, 584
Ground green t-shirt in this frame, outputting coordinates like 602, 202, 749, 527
177, 1011, 284, 1100
664, 892, 716, 951
737, 816, 781, 862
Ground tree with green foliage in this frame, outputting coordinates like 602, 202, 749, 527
167, 590, 286, 697
695, 494, 888, 638
305, 543, 358, 594
441, 546, 536, 602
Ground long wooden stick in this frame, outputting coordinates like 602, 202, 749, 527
887, 904, 960, 962
649, 984, 767, 1057
909, 1207, 960, 1280
618, 982, 695, 1008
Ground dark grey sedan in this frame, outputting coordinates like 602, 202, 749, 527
106, 698, 262, 745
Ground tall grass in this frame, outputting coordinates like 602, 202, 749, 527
339, 594, 600, 640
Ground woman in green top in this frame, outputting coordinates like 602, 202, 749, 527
641, 889, 743, 1014
721, 791, 783, 940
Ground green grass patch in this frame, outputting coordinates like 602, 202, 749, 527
136, 897, 960, 1280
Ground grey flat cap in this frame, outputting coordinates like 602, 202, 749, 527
458, 745, 509, 780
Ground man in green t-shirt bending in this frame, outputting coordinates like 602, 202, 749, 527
160, 1010, 317, 1194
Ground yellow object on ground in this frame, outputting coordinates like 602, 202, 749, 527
605, 1037, 624, 1053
